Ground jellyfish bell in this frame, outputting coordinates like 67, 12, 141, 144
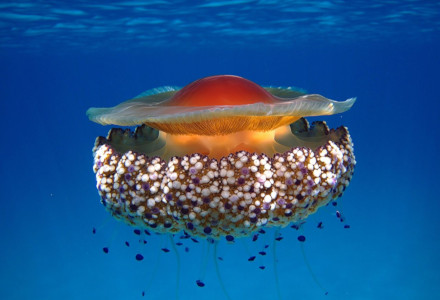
87, 75, 356, 239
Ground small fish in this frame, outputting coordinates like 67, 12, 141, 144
196, 280, 205, 287
161, 248, 170, 253
125, 241, 130, 247
275, 237, 283, 241
317, 222, 323, 229
259, 266, 266, 270
248, 256, 256, 261
134, 229, 141, 235
92, 228, 96, 234
135, 254, 144, 261
259, 251, 266, 256
252, 234, 259, 242
103, 247, 109, 254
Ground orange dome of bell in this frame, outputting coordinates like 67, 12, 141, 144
165, 75, 276, 107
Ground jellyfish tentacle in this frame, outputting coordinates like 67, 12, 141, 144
93, 215, 113, 234
199, 241, 212, 281
142, 239, 162, 297
101, 224, 120, 254
298, 233, 328, 295
213, 241, 231, 300
273, 228, 282, 300
169, 235, 181, 300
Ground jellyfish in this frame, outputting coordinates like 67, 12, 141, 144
88, 75, 356, 298
87, 75, 356, 239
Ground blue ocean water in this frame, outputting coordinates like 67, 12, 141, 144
1, 1, 439, 300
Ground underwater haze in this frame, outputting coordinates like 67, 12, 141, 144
1, 1, 439, 300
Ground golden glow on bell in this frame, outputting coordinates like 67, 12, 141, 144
146, 115, 301, 136
161, 128, 293, 159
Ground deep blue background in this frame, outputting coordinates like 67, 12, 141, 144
1, 1, 439, 300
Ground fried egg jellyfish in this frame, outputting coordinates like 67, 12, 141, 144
87, 75, 356, 298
